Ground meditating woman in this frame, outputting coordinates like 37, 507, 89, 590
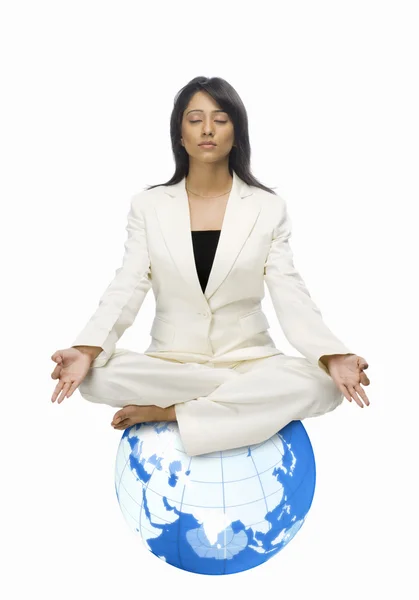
50, 76, 370, 457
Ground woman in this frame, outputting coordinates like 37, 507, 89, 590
50, 76, 370, 457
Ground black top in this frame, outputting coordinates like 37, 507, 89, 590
191, 230, 221, 293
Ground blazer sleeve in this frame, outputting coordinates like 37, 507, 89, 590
264, 195, 353, 374
70, 192, 152, 367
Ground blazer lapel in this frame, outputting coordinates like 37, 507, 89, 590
154, 170, 261, 305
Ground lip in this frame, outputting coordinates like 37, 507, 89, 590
199, 142, 216, 146
199, 142, 217, 149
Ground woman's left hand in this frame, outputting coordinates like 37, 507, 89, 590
322, 354, 371, 408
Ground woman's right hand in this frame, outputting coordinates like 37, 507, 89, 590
50, 348, 94, 403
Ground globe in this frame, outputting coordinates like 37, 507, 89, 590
114, 419, 316, 575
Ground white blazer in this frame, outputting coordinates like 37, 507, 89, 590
71, 170, 352, 373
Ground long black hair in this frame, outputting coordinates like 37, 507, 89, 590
144, 76, 277, 195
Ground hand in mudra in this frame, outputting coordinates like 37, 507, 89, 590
325, 354, 371, 408
50, 348, 92, 404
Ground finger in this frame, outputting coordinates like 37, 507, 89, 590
51, 380, 65, 403
66, 380, 79, 398
339, 384, 353, 403
360, 372, 370, 386
51, 364, 62, 380
354, 383, 370, 407
57, 381, 72, 404
347, 385, 364, 408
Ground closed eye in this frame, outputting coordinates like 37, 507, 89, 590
190, 120, 227, 124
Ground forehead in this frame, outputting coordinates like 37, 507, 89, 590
185, 90, 226, 113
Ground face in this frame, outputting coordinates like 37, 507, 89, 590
181, 90, 235, 163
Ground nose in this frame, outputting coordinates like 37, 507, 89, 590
201, 120, 215, 136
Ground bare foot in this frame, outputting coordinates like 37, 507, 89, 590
111, 404, 175, 430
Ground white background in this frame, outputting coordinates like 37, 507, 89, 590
1, 0, 418, 598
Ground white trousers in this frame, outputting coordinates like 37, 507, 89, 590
78, 349, 344, 457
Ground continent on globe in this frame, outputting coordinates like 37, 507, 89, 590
114, 420, 316, 575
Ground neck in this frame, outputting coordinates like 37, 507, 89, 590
186, 163, 232, 198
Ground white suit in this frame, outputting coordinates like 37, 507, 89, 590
71, 170, 353, 456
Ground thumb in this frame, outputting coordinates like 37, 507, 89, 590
51, 352, 63, 363
357, 356, 369, 370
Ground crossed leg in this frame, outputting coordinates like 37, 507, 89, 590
174, 354, 344, 455
78, 349, 343, 456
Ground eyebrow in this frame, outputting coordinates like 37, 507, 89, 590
186, 109, 227, 115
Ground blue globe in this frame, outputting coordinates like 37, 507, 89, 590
114, 419, 316, 575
